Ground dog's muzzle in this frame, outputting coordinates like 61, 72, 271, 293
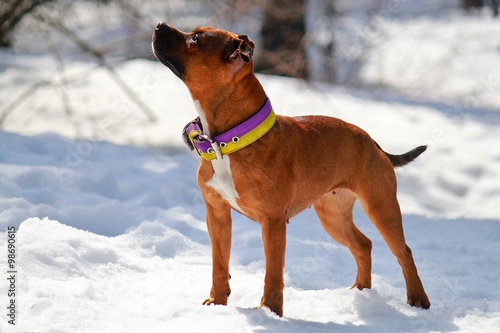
152, 22, 185, 78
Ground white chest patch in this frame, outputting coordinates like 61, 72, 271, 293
192, 100, 243, 213
206, 156, 243, 213
193, 100, 210, 135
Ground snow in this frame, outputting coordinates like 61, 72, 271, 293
357, 13, 500, 109
1, 12, 500, 333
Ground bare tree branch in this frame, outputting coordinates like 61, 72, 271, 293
33, 12, 158, 123
0, 0, 55, 47
0, 65, 101, 126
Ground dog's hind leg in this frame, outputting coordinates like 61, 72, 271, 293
356, 166, 430, 309
314, 189, 372, 290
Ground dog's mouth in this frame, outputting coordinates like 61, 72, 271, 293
154, 51, 184, 79
152, 23, 186, 79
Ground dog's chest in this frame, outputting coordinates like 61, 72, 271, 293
206, 157, 243, 212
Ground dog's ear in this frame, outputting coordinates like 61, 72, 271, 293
235, 35, 255, 62
226, 35, 255, 63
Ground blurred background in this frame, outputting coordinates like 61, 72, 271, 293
0, 0, 499, 144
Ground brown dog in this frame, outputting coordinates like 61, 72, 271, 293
152, 23, 430, 317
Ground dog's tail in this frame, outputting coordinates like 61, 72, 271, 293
374, 141, 427, 168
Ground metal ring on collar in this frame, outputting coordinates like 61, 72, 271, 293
232, 136, 240, 143
207, 148, 215, 154
219, 142, 227, 148
197, 134, 214, 143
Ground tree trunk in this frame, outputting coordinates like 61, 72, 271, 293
305, 0, 336, 83
491, 0, 499, 17
255, 0, 308, 80
462, 0, 484, 10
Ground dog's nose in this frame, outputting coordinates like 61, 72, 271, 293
156, 22, 170, 31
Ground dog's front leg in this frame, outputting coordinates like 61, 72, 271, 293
259, 218, 287, 317
202, 200, 232, 306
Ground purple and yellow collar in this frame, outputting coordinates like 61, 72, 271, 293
182, 98, 276, 161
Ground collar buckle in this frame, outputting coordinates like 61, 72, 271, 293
182, 117, 202, 151
181, 98, 275, 161
209, 139, 223, 160
197, 134, 223, 160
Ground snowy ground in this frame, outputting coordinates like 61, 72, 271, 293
1, 12, 500, 333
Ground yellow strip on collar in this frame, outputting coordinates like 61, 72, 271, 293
196, 110, 276, 161
182, 98, 277, 161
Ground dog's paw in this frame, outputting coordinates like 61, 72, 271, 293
257, 303, 283, 317
350, 281, 371, 291
202, 285, 231, 306
255, 303, 284, 318
407, 295, 431, 309
201, 296, 227, 305
259, 298, 283, 317
202, 297, 217, 306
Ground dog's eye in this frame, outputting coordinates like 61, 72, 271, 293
190, 34, 199, 45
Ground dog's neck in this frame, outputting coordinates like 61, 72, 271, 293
189, 73, 267, 137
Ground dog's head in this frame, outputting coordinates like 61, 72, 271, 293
152, 23, 255, 92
